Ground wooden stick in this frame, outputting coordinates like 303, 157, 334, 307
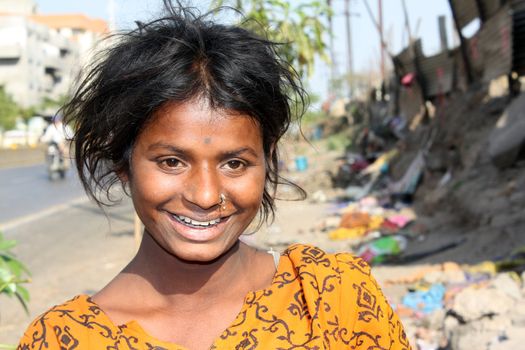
134, 212, 142, 249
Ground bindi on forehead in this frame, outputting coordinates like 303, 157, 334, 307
203, 137, 212, 144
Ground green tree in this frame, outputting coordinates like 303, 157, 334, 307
0, 87, 19, 131
0, 232, 30, 311
0, 232, 30, 350
39, 95, 69, 111
212, 0, 331, 78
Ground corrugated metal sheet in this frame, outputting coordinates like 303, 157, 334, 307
480, 0, 504, 19
399, 84, 424, 122
450, 0, 505, 27
452, 48, 470, 91
394, 40, 420, 75
418, 51, 455, 97
513, 1, 525, 75
451, 0, 479, 28
465, 4, 512, 82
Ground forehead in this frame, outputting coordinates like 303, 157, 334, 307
136, 99, 263, 150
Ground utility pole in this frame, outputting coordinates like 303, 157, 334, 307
378, 0, 384, 82
438, 16, 449, 52
448, 0, 474, 84
327, 0, 339, 95
401, 0, 412, 45
344, 0, 354, 98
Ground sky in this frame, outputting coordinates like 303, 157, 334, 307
36, 0, 454, 98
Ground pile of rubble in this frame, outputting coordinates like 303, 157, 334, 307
257, 83, 525, 348
388, 262, 525, 350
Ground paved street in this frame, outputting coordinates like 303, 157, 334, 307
0, 197, 137, 344
0, 156, 137, 343
0, 186, 330, 344
0, 164, 86, 228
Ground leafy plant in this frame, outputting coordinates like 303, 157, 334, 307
0, 87, 19, 131
326, 132, 350, 151
0, 232, 30, 313
212, 0, 331, 78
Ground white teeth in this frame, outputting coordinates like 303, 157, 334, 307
175, 214, 220, 227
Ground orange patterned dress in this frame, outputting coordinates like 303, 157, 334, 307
18, 244, 411, 349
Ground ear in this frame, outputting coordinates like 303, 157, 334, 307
117, 168, 130, 183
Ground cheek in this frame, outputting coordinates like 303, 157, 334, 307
227, 170, 266, 208
129, 166, 178, 206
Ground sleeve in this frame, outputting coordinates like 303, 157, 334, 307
40, 126, 53, 144
335, 253, 412, 350
17, 315, 61, 350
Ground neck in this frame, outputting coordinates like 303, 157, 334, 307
123, 233, 253, 302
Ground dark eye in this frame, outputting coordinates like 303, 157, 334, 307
226, 160, 243, 170
160, 158, 182, 169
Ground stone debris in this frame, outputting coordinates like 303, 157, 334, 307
256, 78, 525, 349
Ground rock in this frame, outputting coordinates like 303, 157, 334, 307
415, 339, 438, 350
489, 273, 522, 300
509, 190, 525, 205
444, 314, 459, 333
488, 326, 525, 350
452, 286, 514, 322
310, 190, 328, 203
423, 269, 466, 285
449, 315, 512, 350
451, 325, 494, 350
426, 308, 446, 330
488, 92, 525, 168
490, 211, 525, 228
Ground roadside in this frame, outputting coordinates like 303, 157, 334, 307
0, 197, 137, 343
0, 183, 415, 345
2, 135, 523, 348
0, 145, 46, 169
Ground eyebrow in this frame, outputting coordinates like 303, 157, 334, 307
147, 143, 186, 155
222, 147, 259, 159
147, 143, 260, 158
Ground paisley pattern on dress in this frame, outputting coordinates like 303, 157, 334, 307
18, 244, 411, 349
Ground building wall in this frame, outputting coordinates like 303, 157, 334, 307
0, 15, 82, 107
0, 1, 105, 108
0, 16, 30, 106
0, 0, 37, 15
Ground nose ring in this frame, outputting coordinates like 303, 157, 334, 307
219, 193, 227, 210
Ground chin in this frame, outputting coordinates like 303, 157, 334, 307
171, 241, 238, 264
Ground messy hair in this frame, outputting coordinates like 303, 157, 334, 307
62, 0, 307, 224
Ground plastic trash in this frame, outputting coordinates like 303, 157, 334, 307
357, 235, 408, 264
402, 284, 446, 314
295, 156, 308, 172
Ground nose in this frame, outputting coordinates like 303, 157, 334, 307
182, 165, 222, 210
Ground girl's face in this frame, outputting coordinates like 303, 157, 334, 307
128, 99, 266, 262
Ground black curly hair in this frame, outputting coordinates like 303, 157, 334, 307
62, 0, 307, 225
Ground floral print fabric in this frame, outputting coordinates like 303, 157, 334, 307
18, 244, 411, 349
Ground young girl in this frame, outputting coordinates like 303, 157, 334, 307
18, 2, 411, 349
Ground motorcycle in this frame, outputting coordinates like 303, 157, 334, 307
46, 142, 68, 180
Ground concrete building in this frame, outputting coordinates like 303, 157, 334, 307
0, 0, 108, 107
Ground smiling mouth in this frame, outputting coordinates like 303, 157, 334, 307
171, 214, 225, 229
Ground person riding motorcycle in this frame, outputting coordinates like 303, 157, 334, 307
40, 115, 73, 179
